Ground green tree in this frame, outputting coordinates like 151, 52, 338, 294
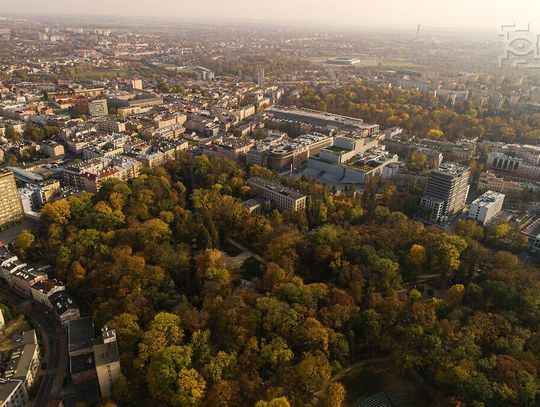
12, 229, 35, 259
175, 368, 206, 407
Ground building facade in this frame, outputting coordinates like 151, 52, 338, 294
0, 170, 24, 230
421, 162, 470, 221
468, 190, 505, 225
247, 177, 306, 211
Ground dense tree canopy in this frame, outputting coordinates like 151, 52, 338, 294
289, 83, 540, 144
36, 154, 540, 406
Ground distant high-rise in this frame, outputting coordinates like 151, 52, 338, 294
254, 67, 265, 86
0, 169, 23, 230
420, 162, 470, 221
131, 78, 143, 90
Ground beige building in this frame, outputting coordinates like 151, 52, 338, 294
247, 177, 307, 211
131, 78, 143, 90
88, 99, 109, 117
477, 171, 526, 195
0, 170, 23, 230
94, 327, 121, 398
41, 141, 65, 158
4, 330, 40, 391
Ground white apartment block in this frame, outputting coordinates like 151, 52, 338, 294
468, 190, 505, 225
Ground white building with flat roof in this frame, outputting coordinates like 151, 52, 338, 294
468, 190, 505, 225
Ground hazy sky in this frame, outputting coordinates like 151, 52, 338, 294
2, 0, 540, 30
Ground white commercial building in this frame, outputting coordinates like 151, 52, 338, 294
468, 190, 505, 225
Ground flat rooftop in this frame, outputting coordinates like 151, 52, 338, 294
434, 162, 470, 176
471, 190, 505, 207
94, 342, 120, 367
248, 177, 306, 200
68, 317, 94, 353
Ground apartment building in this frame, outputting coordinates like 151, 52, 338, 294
468, 190, 505, 225
477, 171, 527, 195
0, 169, 23, 230
88, 99, 109, 117
94, 327, 121, 398
4, 330, 40, 391
421, 162, 470, 221
247, 177, 306, 211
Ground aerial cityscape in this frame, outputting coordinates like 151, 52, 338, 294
1, 1, 540, 406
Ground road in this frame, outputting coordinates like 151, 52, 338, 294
0, 286, 64, 407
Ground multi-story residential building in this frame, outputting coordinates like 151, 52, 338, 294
0, 169, 24, 230
477, 171, 529, 194
487, 152, 521, 172
420, 162, 470, 221
30, 279, 66, 307
486, 152, 540, 181
68, 318, 121, 397
88, 99, 109, 117
41, 140, 65, 158
131, 78, 143, 90
62, 156, 142, 192
94, 327, 121, 398
68, 317, 96, 385
4, 330, 40, 391
216, 137, 255, 161
50, 291, 80, 326
0, 379, 27, 407
19, 180, 61, 216
8, 266, 48, 298
247, 177, 307, 211
468, 190, 505, 225
96, 119, 127, 133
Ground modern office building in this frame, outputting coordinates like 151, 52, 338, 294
247, 132, 333, 172
468, 190, 505, 225
305, 134, 398, 188
247, 177, 307, 211
0, 169, 24, 230
420, 162, 470, 221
